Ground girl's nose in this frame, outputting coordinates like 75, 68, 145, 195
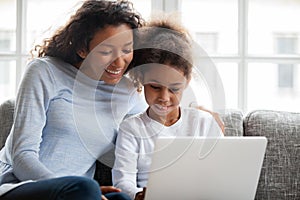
158, 88, 170, 102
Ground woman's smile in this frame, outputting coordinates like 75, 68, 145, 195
105, 68, 122, 75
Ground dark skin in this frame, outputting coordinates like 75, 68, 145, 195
135, 188, 146, 200
196, 106, 225, 134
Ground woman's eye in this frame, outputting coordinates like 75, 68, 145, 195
122, 48, 132, 54
98, 51, 112, 56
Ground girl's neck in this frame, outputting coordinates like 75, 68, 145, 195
147, 107, 181, 127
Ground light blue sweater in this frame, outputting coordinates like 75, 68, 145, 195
0, 57, 146, 193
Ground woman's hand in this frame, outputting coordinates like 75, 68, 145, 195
190, 103, 225, 134
100, 186, 122, 200
100, 186, 122, 194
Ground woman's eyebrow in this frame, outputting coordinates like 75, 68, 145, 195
123, 41, 133, 46
100, 41, 133, 48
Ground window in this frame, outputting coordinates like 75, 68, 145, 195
1, 0, 300, 113
182, 0, 238, 56
278, 64, 294, 88
0, 31, 13, 51
276, 35, 298, 89
181, 0, 300, 112
194, 32, 218, 55
0, 0, 151, 104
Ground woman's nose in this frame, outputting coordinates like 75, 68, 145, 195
112, 56, 125, 68
112, 51, 126, 67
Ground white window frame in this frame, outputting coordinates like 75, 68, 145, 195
2, 0, 300, 112
160, 0, 300, 112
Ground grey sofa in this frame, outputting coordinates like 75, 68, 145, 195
0, 99, 299, 199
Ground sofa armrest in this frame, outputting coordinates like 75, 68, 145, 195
244, 110, 300, 199
0, 99, 15, 148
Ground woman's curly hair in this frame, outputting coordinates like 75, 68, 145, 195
31, 0, 144, 66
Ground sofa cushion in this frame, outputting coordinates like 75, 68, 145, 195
220, 109, 244, 136
244, 110, 300, 199
0, 99, 15, 148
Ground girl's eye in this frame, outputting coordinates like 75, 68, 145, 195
150, 84, 161, 90
170, 88, 180, 93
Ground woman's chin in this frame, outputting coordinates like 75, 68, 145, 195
100, 74, 123, 84
102, 79, 122, 85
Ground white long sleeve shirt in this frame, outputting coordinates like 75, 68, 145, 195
112, 108, 223, 200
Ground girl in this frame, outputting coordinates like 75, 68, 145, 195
112, 15, 223, 200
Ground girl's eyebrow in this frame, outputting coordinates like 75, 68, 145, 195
147, 80, 185, 86
170, 82, 185, 86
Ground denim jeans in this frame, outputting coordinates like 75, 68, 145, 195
0, 176, 131, 200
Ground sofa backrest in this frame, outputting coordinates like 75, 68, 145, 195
220, 109, 244, 136
244, 110, 300, 200
1, 99, 299, 199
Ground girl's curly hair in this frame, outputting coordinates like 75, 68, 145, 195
31, 0, 144, 66
129, 13, 193, 91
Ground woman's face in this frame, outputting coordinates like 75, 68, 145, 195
78, 24, 134, 84
143, 64, 188, 121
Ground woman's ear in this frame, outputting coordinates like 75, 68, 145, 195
77, 49, 88, 59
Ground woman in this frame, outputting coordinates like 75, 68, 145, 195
0, 1, 143, 199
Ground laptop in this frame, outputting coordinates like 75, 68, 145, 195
144, 136, 267, 200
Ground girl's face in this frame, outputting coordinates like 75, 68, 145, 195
78, 24, 133, 84
143, 64, 188, 123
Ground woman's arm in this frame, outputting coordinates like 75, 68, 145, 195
11, 59, 56, 180
189, 103, 225, 134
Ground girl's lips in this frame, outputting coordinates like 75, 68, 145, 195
155, 104, 168, 111
151, 104, 171, 115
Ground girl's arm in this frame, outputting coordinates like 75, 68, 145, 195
112, 122, 143, 200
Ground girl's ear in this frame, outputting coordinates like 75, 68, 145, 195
77, 49, 88, 59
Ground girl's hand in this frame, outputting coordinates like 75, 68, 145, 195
135, 187, 146, 200
101, 195, 108, 200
